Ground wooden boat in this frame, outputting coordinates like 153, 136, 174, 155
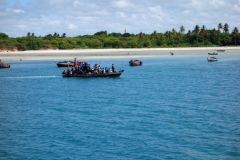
0, 61, 10, 68
62, 70, 124, 78
129, 59, 142, 66
56, 60, 86, 67
207, 57, 218, 62
208, 51, 218, 55
56, 61, 75, 67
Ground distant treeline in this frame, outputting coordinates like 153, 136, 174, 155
0, 23, 239, 51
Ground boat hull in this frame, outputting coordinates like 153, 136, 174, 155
129, 60, 143, 66
56, 61, 85, 67
56, 63, 75, 67
0, 64, 10, 68
208, 53, 218, 55
62, 70, 124, 78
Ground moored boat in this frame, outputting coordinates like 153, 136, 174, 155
56, 61, 75, 67
208, 51, 218, 55
0, 61, 10, 68
56, 58, 86, 67
207, 57, 218, 62
129, 59, 142, 66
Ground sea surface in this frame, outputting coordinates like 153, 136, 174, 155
0, 54, 240, 160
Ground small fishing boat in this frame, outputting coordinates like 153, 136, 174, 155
207, 57, 218, 62
129, 59, 142, 66
0, 61, 10, 68
208, 51, 218, 55
56, 58, 86, 67
170, 52, 174, 56
56, 61, 75, 67
63, 70, 124, 78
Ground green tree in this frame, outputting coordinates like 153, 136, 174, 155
0, 33, 9, 39
53, 32, 58, 38
231, 27, 239, 46
223, 23, 229, 33
61, 33, 66, 38
186, 30, 191, 42
139, 32, 144, 46
193, 25, 200, 46
165, 31, 171, 46
211, 28, 217, 44
200, 25, 207, 45
122, 33, 131, 37
222, 33, 232, 46
159, 34, 165, 46
176, 33, 181, 46
94, 31, 107, 36
171, 28, 176, 45
151, 30, 158, 46
218, 23, 223, 45
179, 25, 185, 45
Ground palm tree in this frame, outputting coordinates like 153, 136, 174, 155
54, 32, 58, 38
159, 34, 165, 46
139, 32, 143, 45
164, 31, 171, 46
152, 30, 158, 46
193, 25, 200, 46
212, 28, 217, 44
218, 23, 223, 45
61, 33, 66, 38
176, 33, 181, 46
200, 25, 207, 46
171, 28, 176, 45
223, 23, 229, 33
231, 27, 239, 46
187, 30, 191, 42
180, 25, 185, 45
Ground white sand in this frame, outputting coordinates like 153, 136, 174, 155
0, 47, 239, 61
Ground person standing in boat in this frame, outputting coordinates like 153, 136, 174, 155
112, 64, 115, 72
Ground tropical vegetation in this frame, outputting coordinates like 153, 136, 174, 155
0, 23, 239, 51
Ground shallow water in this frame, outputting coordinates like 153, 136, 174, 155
0, 54, 240, 159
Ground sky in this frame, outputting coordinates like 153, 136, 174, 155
0, 0, 240, 37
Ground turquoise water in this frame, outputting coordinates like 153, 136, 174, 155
0, 54, 240, 159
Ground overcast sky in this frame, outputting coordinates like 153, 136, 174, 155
0, 0, 240, 37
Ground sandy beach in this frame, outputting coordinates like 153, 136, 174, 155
0, 47, 239, 61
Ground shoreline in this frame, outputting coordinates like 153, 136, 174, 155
0, 47, 239, 61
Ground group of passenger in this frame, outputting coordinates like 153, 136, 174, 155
62, 62, 115, 75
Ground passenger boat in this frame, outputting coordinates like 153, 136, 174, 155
207, 57, 218, 62
62, 70, 124, 78
0, 61, 10, 68
129, 59, 143, 66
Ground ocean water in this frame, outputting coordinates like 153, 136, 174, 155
0, 54, 240, 160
